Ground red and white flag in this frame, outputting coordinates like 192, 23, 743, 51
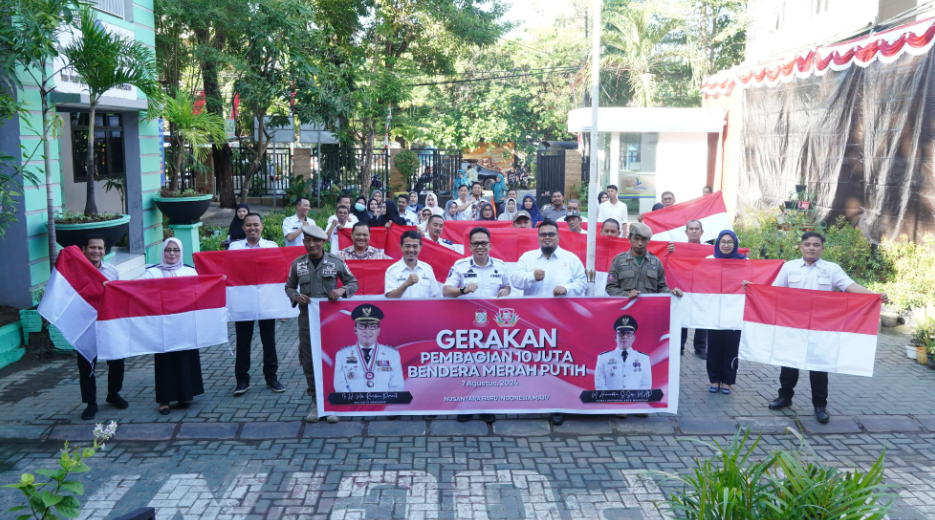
666, 258, 784, 330
641, 192, 732, 243
343, 260, 396, 295
194, 247, 306, 321
37, 246, 108, 362
96, 275, 229, 360
739, 284, 883, 377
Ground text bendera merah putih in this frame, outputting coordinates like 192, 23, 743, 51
406, 328, 587, 379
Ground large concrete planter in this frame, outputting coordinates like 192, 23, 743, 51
0, 321, 24, 369
154, 194, 213, 225
52, 214, 131, 255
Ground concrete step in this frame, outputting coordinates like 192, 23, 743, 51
106, 247, 146, 280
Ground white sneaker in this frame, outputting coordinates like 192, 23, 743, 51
326, 415, 340, 424
306, 410, 320, 423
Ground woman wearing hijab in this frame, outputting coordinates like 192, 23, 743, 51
424, 192, 444, 216
492, 173, 507, 205
417, 207, 434, 233
478, 202, 496, 221
452, 170, 469, 199
350, 196, 369, 223
444, 200, 461, 220
498, 198, 518, 221
368, 199, 380, 219
227, 204, 250, 242
705, 230, 747, 395
370, 189, 383, 204
141, 238, 204, 415
369, 199, 408, 228
521, 195, 543, 226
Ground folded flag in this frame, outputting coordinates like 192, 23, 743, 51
37, 246, 108, 362
194, 246, 306, 321
96, 275, 229, 360
739, 284, 883, 377
641, 192, 732, 244
666, 258, 784, 330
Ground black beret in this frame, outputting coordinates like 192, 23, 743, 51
351, 304, 383, 323
613, 315, 638, 332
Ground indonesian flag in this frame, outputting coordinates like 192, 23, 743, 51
641, 192, 732, 243
666, 258, 785, 330
337, 226, 388, 252
739, 284, 883, 377
38, 246, 107, 362
96, 275, 229, 360
194, 247, 306, 321
342, 260, 396, 295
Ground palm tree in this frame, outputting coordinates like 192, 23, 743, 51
159, 90, 227, 193
63, 6, 162, 216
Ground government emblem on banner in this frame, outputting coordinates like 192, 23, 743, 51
495, 308, 519, 327
474, 310, 489, 327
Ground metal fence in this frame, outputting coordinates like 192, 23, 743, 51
319, 148, 389, 196
231, 147, 293, 197
409, 148, 462, 197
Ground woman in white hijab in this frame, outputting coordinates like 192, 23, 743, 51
141, 238, 204, 415
424, 192, 444, 216
497, 197, 518, 221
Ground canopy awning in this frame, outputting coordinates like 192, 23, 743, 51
566, 107, 726, 133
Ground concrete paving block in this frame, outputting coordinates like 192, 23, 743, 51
0, 425, 49, 440
177, 423, 239, 439
429, 420, 489, 436
49, 425, 96, 441
858, 415, 922, 433
554, 418, 613, 435
241, 421, 302, 439
799, 415, 862, 434
737, 417, 799, 435
677, 417, 739, 435
915, 415, 935, 432
368, 420, 426, 437
113, 423, 176, 441
612, 416, 676, 435
492, 420, 551, 436
302, 421, 364, 438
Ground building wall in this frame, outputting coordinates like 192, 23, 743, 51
654, 133, 710, 207
703, 90, 744, 220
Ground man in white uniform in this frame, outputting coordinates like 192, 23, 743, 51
423, 215, 462, 253
510, 220, 587, 298
282, 197, 312, 247
333, 304, 404, 393
597, 185, 628, 236
594, 315, 652, 391
385, 230, 442, 299
443, 227, 511, 299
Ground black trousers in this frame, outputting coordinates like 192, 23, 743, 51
778, 367, 828, 407
234, 319, 278, 385
707, 330, 740, 385
77, 355, 125, 404
680, 328, 708, 353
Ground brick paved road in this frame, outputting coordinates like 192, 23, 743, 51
2, 321, 935, 518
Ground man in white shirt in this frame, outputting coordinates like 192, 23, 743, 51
282, 197, 312, 247
597, 185, 628, 236
228, 213, 283, 396
325, 204, 357, 252
423, 215, 461, 253
385, 230, 442, 299
754, 231, 887, 424
465, 164, 479, 183
454, 184, 474, 220
465, 182, 488, 219
509, 220, 588, 298
396, 194, 418, 225
443, 227, 511, 299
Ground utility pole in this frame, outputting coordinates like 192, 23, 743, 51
585, 0, 601, 296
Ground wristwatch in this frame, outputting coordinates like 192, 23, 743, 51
460, 286, 466, 295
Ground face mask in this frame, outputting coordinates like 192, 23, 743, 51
355, 203, 366, 212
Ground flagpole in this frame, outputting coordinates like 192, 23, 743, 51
585, 0, 601, 296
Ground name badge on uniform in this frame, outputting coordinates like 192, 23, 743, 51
297, 263, 309, 276
323, 267, 336, 276
464, 273, 478, 278
633, 360, 641, 372
346, 357, 357, 364
609, 358, 617, 365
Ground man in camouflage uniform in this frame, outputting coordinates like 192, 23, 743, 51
285, 224, 359, 424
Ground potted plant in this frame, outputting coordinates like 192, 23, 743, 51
912, 318, 934, 365
795, 182, 807, 193
54, 6, 162, 251
782, 193, 796, 210
153, 90, 226, 225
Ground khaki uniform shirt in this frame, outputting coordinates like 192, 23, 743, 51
605, 251, 669, 296
285, 253, 359, 314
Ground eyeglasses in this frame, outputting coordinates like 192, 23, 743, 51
470, 241, 490, 247
538, 232, 558, 238
356, 323, 379, 330
164, 247, 181, 253
719, 240, 735, 246
615, 331, 634, 338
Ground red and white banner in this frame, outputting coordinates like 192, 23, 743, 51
38, 246, 108, 362
194, 247, 306, 321
342, 260, 396, 296
666, 258, 785, 330
640, 192, 732, 244
96, 275, 229, 360
310, 296, 680, 416
739, 284, 883, 377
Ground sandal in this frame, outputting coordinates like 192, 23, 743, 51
158, 405, 170, 415
721, 385, 732, 395
709, 384, 720, 393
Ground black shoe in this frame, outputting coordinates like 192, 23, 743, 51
481, 414, 496, 424
551, 413, 564, 426
266, 380, 285, 393
815, 407, 830, 424
233, 382, 251, 396
306, 388, 315, 397
178, 401, 191, 409
768, 397, 792, 410
696, 350, 707, 360
457, 414, 472, 422
680, 349, 685, 356
158, 405, 170, 415
426, 415, 438, 419
106, 393, 129, 409
81, 403, 98, 420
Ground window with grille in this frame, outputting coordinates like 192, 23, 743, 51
92, 0, 124, 18
71, 112, 125, 183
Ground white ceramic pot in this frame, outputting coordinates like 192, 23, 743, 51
907, 345, 917, 359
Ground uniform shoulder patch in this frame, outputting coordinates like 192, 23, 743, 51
632, 350, 649, 356
598, 349, 615, 355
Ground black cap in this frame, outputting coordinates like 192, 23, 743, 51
613, 315, 638, 332
351, 304, 384, 323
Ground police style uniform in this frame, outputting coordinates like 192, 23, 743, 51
384, 259, 441, 298
333, 305, 405, 392
228, 238, 278, 250
285, 225, 359, 393
594, 315, 653, 390
444, 257, 511, 298
605, 224, 670, 296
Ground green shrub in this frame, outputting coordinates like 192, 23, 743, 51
867, 234, 935, 312
394, 150, 420, 181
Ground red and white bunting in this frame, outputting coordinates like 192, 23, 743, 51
640, 192, 732, 244
194, 246, 306, 321
37, 246, 108, 362
739, 284, 883, 377
666, 257, 784, 330
96, 275, 229, 360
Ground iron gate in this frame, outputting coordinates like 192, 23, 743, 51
319, 148, 390, 196
536, 149, 565, 207
409, 148, 462, 199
